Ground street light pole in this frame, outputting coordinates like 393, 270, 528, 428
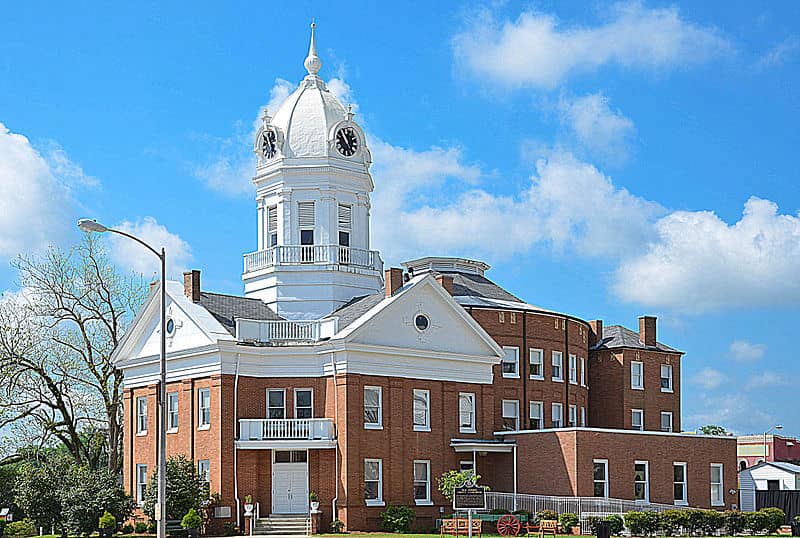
764, 424, 783, 463
77, 219, 168, 538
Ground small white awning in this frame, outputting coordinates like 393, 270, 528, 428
450, 439, 515, 453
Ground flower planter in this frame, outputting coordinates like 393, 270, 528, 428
244, 503, 254, 516
571, 526, 581, 535
187, 528, 199, 538
310, 501, 320, 511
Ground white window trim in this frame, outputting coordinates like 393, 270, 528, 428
635, 460, 650, 503
711, 463, 724, 507
364, 458, 384, 507
552, 351, 564, 382
674, 462, 688, 506
632, 409, 644, 431
568, 404, 577, 427
293, 388, 313, 419
552, 402, 563, 428
529, 348, 544, 380
267, 388, 286, 420
167, 392, 179, 433
413, 460, 432, 505
136, 464, 148, 505
631, 361, 644, 390
569, 354, 578, 384
502, 399, 520, 431
197, 459, 210, 489
364, 386, 383, 430
459, 392, 476, 433
661, 411, 673, 433
580, 357, 586, 387
529, 401, 544, 430
502, 346, 520, 379
459, 460, 475, 472
581, 406, 586, 427
413, 389, 431, 432
136, 396, 148, 436
593, 459, 609, 498
197, 388, 211, 430
661, 364, 674, 393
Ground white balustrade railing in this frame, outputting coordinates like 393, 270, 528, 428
239, 418, 336, 442
243, 245, 382, 272
235, 317, 338, 343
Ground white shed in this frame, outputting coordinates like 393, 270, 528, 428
739, 462, 800, 511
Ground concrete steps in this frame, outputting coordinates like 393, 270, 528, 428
253, 515, 310, 536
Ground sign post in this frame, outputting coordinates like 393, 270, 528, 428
453, 477, 487, 538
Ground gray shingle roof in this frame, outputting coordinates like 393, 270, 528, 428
326, 292, 385, 330
199, 292, 283, 335
594, 324, 681, 353
442, 271, 523, 302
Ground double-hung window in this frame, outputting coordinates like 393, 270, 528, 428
593, 459, 609, 497
298, 201, 315, 262
197, 459, 210, 493
267, 389, 286, 419
634, 461, 649, 502
529, 401, 543, 430
413, 460, 431, 505
661, 364, 673, 392
661, 411, 673, 432
136, 464, 148, 505
552, 403, 563, 428
568, 354, 577, 384
266, 205, 278, 247
568, 404, 577, 427
581, 407, 586, 427
711, 464, 724, 506
552, 351, 563, 382
167, 392, 178, 432
459, 393, 476, 433
364, 386, 382, 429
294, 389, 313, 419
502, 346, 519, 378
338, 203, 352, 248
364, 459, 383, 506
413, 389, 430, 431
502, 400, 519, 431
631, 361, 644, 390
198, 388, 211, 428
674, 462, 688, 505
632, 409, 644, 431
529, 349, 544, 379
136, 396, 147, 435
580, 357, 586, 386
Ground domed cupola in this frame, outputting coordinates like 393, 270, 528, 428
243, 23, 383, 320
254, 23, 371, 170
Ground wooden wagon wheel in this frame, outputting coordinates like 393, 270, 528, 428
497, 515, 521, 536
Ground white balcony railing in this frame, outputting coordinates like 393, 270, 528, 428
243, 245, 383, 273
239, 418, 336, 442
235, 317, 338, 343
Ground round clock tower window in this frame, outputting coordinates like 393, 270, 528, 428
414, 314, 430, 332
335, 127, 359, 156
261, 129, 277, 160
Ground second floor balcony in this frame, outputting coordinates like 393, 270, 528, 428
235, 317, 338, 344
243, 244, 383, 273
237, 418, 337, 449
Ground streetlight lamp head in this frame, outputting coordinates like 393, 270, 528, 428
77, 219, 109, 233
777, 425, 784, 430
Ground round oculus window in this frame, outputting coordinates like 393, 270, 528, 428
414, 314, 430, 332
166, 318, 175, 335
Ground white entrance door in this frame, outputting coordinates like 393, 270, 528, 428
272, 450, 308, 514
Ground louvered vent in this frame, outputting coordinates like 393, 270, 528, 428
298, 202, 315, 228
267, 206, 278, 233
338, 204, 352, 230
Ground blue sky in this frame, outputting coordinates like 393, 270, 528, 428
1, 1, 799, 435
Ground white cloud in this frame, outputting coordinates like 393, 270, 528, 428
745, 371, 787, 391
559, 93, 635, 164
0, 123, 92, 258
729, 340, 767, 362
685, 393, 772, 434
690, 367, 728, 390
756, 36, 800, 70
613, 197, 800, 312
110, 217, 193, 279
453, 2, 730, 89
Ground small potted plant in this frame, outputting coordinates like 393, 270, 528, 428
791, 515, 800, 537
243, 495, 254, 516
309, 492, 320, 512
559, 513, 580, 535
181, 508, 203, 538
98, 511, 117, 538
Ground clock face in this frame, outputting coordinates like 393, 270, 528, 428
261, 129, 277, 159
335, 127, 359, 157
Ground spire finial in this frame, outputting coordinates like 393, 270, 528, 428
304, 20, 322, 76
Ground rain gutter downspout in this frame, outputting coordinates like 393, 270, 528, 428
233, 352, 242, 529
331, 354, 340, 521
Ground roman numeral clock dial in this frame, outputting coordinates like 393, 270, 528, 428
261, 129, 277, 159
335, 127, 358, 157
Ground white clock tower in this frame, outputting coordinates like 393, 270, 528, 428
242, 23, 384, 320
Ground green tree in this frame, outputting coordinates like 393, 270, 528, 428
14, 453, 71, 533
143, 455, 203, 521
698, 424, 729, 436
437, 469, 482, 501
60, 465, 134, 537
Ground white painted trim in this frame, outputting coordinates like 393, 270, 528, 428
364, 386, 383, 429
494, 426, 738, 440
631, 361, 644, 390
711, 463, 725, 506
635, 460, 650, 503
459, 392, 476, 433
673, 462, 688, 505
450, 441, 515, 453
413, 388, 431, 432
364, 458, 383, 505
267, 388, 287, 419
294, 387, 314, 419
529, 348, 544, 380
593, 459, 609, 498
413, 460, 431, 504
235, 439, 337, 450
632, 408, 644, 431
502, 346, 520, 379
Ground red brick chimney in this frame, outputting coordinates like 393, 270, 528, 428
436, 274, 454, 295
638, 316, 657, 346
385, 268, 404, 298
183, 270, 201, 302
588, 319, 603, 347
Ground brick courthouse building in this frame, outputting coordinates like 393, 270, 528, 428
115, 25, 737, 533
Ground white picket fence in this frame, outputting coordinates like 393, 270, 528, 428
485, 492, 684, 534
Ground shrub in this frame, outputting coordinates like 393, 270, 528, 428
490, 508, 511, 515
329, 519, 345, 533
724, 510, 746, 536
512, 510, 532, 521
181, 508, 203, 530
624, 511, 659, 536
99, 511, 117, 531
605, 514, 625, 535
147, 520, 157, 534
5, 519, 36, 538
559, 513, 579, 531
222, 522, 237, 536
585, 517, 603, 534
659, 509, 689, 536
700, 510, 725, 535
382, 505, 416, 533
122, 523, 135, 534
134, 522, 149, 534
143, 456, 203, 522
760, 507, 785, 533
686, 509, 707, 535
437, 470, 482, 502
536, 510, 559, 523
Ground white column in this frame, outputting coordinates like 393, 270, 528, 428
257, 199, 265, 250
